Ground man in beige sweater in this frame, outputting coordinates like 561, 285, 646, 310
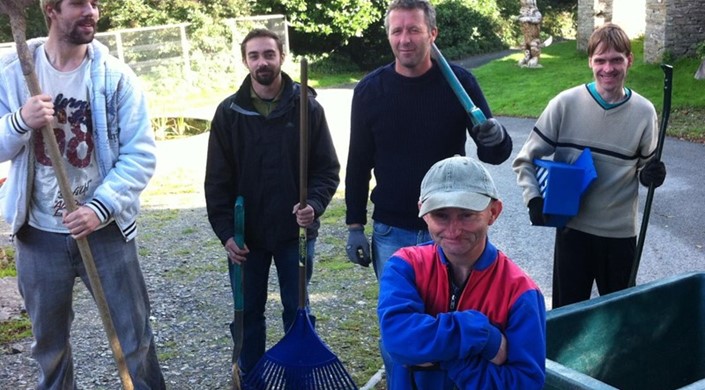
512, 23, 667, 308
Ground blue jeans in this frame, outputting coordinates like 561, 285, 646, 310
238, 238, 316, 374
371, 221, 432, 281
15, 223, 165, 390
371, 221, 431, 389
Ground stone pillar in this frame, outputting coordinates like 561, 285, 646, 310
577, 0, 612, 52
644, 0, 668, 63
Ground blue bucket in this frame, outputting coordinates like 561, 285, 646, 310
533, 148, 597, 227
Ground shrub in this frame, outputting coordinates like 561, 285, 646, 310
541, 2, 578, 40
152, 117, 210, 141
341, 19, 392, 71
434, 0, 507, 59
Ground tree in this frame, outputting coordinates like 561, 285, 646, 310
0, 0, 250, 42
251, 0, 385, 54
98, 0, 249, 30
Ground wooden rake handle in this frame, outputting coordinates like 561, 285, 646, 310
3, 5, 133, 389
298, 58, 309, 309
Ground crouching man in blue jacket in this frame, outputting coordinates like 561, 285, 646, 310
378, 155, 546, 389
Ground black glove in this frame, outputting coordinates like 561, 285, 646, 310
346, 226, 371, 267
639, 159, 666, 188
470, 118, 506, 147
528, 197, 546, 226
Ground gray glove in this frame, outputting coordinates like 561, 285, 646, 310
471, 118, 505, 147
346, 226, 371, 267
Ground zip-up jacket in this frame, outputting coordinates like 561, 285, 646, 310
204, 72, 340, 250
0, 38, 156, 241
378, 240, 546, 389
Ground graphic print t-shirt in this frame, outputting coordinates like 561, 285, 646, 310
29, 46, 101, 233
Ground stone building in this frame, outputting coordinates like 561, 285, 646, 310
577, 0, 705, 63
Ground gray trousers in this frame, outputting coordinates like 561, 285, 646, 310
15, 223, 165, 390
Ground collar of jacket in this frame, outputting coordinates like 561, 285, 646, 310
229, 71, 318, 118
437, 238, 499, 272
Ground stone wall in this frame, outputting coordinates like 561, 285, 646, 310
645, 0, 705, 63
578, 0, 705, 63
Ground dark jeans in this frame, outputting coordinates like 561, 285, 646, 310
553, 227, 635, 308
237, 239, 316, 374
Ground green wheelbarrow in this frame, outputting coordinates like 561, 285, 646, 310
545, 272, 705, 390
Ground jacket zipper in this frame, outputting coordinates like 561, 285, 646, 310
447, 264, 469, 312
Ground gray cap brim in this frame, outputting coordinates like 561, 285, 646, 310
418, 191, 492, 217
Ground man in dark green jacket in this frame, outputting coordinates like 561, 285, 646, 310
204, 28, 340, 382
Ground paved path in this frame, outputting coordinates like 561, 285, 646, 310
316, 88, 705, 305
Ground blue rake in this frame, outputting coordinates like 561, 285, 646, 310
244, 310, 358, 389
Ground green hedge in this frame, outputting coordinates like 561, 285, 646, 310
434, 0, 508, 59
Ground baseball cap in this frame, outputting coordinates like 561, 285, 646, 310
418, 155, 500, 217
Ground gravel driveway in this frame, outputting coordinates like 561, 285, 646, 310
0, 131, 382, 389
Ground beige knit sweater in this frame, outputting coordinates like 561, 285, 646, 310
513, 84, 658, 238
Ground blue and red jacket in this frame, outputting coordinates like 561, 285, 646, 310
378, 240, 546, 389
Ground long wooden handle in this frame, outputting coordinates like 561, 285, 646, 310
7, 11, 133, 390
298, 58, 309, 309
299, 58, 309, 208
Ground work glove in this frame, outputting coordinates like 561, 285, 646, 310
528, 197, 547, 226
346, 226, 371, 267
470, 118, 506, 147
639, 160, 666, 188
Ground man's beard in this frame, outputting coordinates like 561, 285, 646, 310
67, 21, 96, 45
68, 31, 95, 45
253, 67, 278, 86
